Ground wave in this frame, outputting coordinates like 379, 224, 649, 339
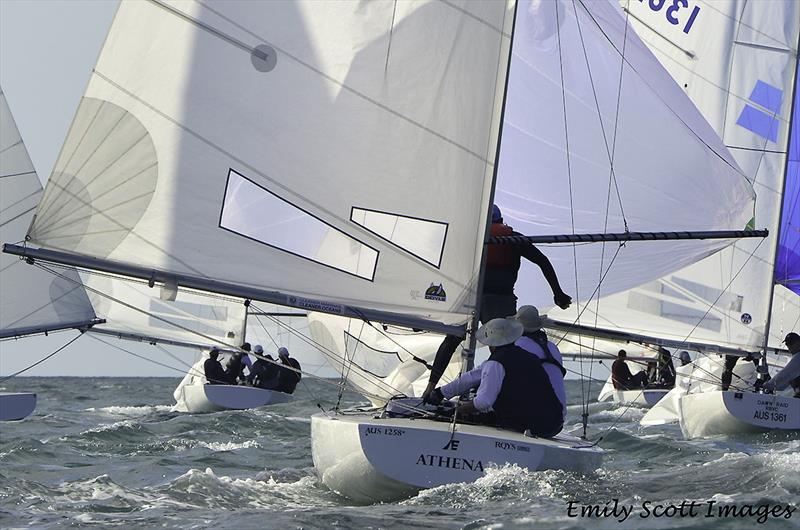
85, 405, 173, 416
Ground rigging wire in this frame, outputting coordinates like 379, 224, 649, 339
0, 332, 84, 383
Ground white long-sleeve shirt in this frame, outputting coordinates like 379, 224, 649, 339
440, 360, 505, 412
764, 353, 800, 392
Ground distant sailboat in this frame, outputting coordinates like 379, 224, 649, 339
0, 88, 101, 421
0, 0, 763, 500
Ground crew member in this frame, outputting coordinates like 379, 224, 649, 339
203, 348, 229, 385
763, 332, 800, 398
423, 204, 571, 401
612, 349, 648, 390
428, 318, 564, 437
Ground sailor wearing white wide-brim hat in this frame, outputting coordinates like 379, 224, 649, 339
428, 317, 564, 437
427, 318, 522, 415
511, 306, 567, 419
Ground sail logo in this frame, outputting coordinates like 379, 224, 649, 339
424, 283, 447, 302
736, 81, 783, 143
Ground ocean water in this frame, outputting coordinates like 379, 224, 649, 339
1, 377, 797, 529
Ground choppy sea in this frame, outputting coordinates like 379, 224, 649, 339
1, 377, 797, 529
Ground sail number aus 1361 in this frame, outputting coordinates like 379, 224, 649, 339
639, 0, 700, 34
753, 411, 787, 423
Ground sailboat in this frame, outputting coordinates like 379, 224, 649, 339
615, 0, 800, 438
309, 0, 765, 501
0, 0, 760, 500
0, 88, 101, 420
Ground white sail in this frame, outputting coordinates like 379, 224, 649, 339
26, 0, 514, 328
0, 88, 97, 338
308, 312, 464, 405
557, 0, 800, 351
82, 272, 247, 349
494, 0, 755, 318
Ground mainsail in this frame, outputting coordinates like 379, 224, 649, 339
535, 0, 800, 352
0, 88, 98, 338
21, 0, 516, 331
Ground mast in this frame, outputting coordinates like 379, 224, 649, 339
462, 0, 520, 374
759, 27, 800, 371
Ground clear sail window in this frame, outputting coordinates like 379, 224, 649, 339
350, 207, 448, 268
221, 170, 378, 280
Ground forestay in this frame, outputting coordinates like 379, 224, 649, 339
0, 89, 97, 338
26, 0, 514, 329
528, 0, 800, 352
492, 0, 755, 323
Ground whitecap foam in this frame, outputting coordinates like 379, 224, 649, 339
79, 419, 138, 435
85, 404, 172, 416
591, 407, 646, 423
404, 464, 570, 507
165, 468, 333, 509
196, 440, 260, 451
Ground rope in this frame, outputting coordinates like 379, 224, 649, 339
0, 333, 84, 383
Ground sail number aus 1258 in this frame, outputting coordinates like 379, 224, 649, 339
639, 0, 700, 34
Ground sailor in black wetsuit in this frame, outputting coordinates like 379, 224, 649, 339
204, 348, 229, 385
275, 347, 302, 394
422, 205, 572, 403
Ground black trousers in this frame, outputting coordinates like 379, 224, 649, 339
428, 294, 517, 386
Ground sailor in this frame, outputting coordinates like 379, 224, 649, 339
763, 332, 800, 398
224, 343, 250, 384
248, 345, 279, 388
275, 347, 302, 394
423, 204, 572, 401
429, 317, 564, 437
720, 353, 759, 391
678, 350, 692, 366
203, 348, 229, 385
611, 350, 648, 390
656, 347, 676, 387
511, 305, 567, 419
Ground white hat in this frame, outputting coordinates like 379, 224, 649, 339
278, 347, 289, 358
476, 318, 524, 347
254, 345, 264, 354
512, 305, 547, 332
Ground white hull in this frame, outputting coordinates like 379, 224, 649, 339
679, 391, 799, 438
175, 384, 293, 413
608, 389, 669, 407
311, 413, 603, 503
0, 392, 37, 421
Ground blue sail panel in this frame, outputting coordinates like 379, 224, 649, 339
776, 68, 800, 296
